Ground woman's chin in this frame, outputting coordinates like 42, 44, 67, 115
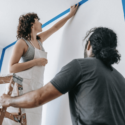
37, 30, 42, 33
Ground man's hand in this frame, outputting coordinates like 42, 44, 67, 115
0, 94, 11, 107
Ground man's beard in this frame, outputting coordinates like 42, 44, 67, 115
84, 49, 87, 58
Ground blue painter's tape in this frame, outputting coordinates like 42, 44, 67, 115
0, 49, 5, 72
42, 9, 70, 28
0, 0, 88, 72
0, 41, 16, 72
42, 0, 88, 28
4, 41, 16, 50
122, 0, 125, 19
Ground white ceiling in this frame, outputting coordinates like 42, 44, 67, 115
0, 0, 80, 48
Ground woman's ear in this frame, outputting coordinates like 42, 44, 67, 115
86, 41, 91, 50
31, 23, 34, 29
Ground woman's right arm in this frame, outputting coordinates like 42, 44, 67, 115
9, 39, 37, 73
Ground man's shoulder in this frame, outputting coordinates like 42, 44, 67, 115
75, 57, 98, 65
67, 57, 101, 71
73, 57, 103, 72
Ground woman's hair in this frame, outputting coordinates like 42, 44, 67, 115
83, 27, 121, 67
16, 12, 41, 40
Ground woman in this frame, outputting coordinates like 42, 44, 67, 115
2, 3, 79, 125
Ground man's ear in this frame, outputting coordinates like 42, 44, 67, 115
86, 41, 91, 50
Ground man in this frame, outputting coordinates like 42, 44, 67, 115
0, 27, 125, 125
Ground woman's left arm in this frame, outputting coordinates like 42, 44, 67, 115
38, 3, 79, 43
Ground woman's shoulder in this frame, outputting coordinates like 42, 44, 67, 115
16, 38, 26, 46
17, 38, 30, 47
16, 38, 29, 54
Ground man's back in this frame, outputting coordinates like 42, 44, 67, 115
51, 57, 125, 125
69, 57, 125, 125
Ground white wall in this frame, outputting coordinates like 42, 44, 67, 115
0, 47, 6, 96
41, 13, 73, 125
0, 46, 14, 96
42, 0, 125, 125
0, 0, 125, 125
0, 0, 80, 48
1, 47, 14, 74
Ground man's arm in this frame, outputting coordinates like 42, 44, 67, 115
0, 59, 81, 108
0, 82, 62, 108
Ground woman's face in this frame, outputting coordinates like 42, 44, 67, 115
32, 18, 42, 33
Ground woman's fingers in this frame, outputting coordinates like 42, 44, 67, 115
77, 3, 79, 7
69, 3, 79, 17
71, 3, 79, 8
75, 3, 79, 8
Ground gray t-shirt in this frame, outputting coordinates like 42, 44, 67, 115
50, 57, 125, 125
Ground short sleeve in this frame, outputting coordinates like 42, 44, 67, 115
50, 59, 82, 94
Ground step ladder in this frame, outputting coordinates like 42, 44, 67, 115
0, 73, 27, 125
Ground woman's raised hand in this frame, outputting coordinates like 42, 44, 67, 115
69, 3, 79, 17
34, 58, 48, 66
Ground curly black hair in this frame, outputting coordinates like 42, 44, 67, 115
16, 12, 41, 41
83, 27, 121, 69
